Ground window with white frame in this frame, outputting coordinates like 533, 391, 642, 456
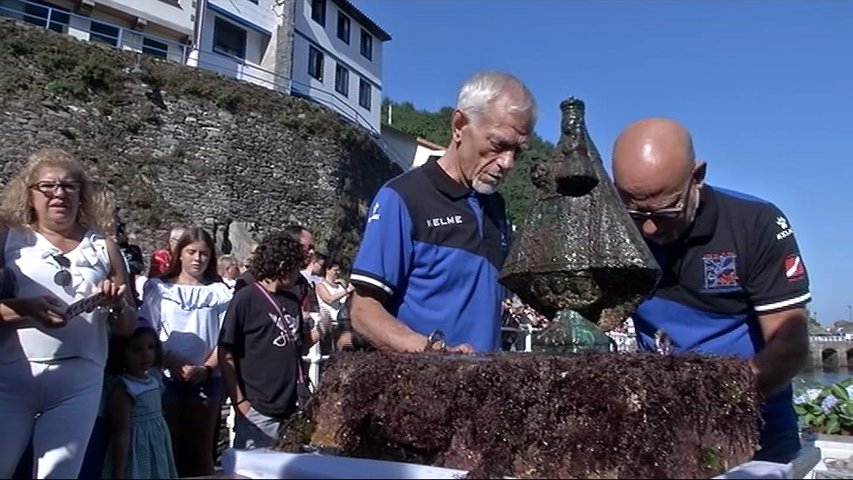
308, 46, 324, 81
90, 20, 119, 47
311, 0, 326, 26
337, 12, 350, 44
335, 63, 349, 96
358, 78, 371, 110
360, 29, 373, 61
213, 17, 246, 59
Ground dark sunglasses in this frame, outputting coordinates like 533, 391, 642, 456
52, 254, 72, 287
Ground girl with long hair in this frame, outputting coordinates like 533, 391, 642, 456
139, 227, 231, 477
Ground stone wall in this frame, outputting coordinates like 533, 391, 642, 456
0, 18, 401, 266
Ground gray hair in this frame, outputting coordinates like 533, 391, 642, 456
456, 71, 537, 127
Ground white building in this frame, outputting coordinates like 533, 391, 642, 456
0, 0, 194, 62
191, 0, 285, 92
380, 124, 445, 171
291, 0, 391, 133
1, 0, 392, 134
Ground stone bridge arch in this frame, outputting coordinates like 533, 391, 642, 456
807, 339, 853, 370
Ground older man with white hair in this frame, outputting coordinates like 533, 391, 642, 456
349, 71, 536, 353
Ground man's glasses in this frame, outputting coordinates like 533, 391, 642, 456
52, 254, 72, 287
626, 203, 686, 221
30, 181, 81, 196
626, 181, 694, 221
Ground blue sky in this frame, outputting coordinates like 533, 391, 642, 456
353, 0, 853, 325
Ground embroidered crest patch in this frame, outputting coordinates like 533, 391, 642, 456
702, 252, 740, 292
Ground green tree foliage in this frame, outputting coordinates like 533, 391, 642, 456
382, 98, 554, 227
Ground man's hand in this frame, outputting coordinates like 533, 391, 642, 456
447, 343, 474, 354
7, 296, 68, 328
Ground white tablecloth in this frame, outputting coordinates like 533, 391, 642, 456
221, 444, 822, 479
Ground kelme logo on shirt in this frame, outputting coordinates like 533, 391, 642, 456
368, 203, 381, 223
426, 215, 463, 228
776, 216, 793, 240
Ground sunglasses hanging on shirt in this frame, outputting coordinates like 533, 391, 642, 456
52, 253, 72, 287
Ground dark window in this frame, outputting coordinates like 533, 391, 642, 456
335, 64, 349, 96
358, 78, 371, 110
311, 0, 325, 26
90, 21, 119, 47
22, 0, 69, 33
336, 12, 350, 44
360, 29, 373, 61
213, 17, 246, 59
142, 37, 169, 59
308, 46, 324, 81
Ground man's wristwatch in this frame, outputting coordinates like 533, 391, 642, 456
424, 330, 447, 352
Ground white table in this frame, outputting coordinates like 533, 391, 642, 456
220, 444, 822, 479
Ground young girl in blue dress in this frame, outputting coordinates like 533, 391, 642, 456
103, 322, 178, 479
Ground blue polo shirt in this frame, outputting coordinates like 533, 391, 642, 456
350, 158, 512, 352
633, 186, 811, 434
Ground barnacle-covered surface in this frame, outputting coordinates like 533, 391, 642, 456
499, 98, 660, 331
276, 351, 759, 479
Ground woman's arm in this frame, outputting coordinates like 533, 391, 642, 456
106, 385, 132, 479
103, 239, 137, 336
0, 297, 67, 327
316, 282, 351, 305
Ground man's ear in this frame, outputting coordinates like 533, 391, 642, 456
693, 161, 708, 188
451, 109, 468, 144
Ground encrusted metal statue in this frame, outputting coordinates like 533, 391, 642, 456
499, 98, 661, 352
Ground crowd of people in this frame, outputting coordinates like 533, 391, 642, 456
0, 148, 364, 478
0, 69, 813, 478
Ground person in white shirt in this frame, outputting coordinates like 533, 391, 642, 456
316, 262, 354, 323
139, 227, 232, 478
0, 148, 136, 479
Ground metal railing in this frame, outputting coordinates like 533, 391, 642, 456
0, 0, 412, 166
811, 334, 853, 343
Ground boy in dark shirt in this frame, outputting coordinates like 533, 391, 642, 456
218, 231, 325, 449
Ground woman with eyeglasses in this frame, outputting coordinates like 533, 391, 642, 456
0, 148, 136, 479
139, 227, 231, 478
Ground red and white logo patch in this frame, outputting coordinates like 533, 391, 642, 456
783, 254, 805, 281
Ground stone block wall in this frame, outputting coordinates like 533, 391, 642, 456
0, 18, 401, 267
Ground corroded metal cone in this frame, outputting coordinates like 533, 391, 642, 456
499, 98, 660, 332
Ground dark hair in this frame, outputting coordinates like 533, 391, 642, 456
162, 227, 220, 283
106, 325, 164, 375
249, 230, 303, 281
282, 224, 308, 241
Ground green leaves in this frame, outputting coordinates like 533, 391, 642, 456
794, 378, 853, 435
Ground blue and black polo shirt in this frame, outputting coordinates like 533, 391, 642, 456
633, 185, 811, 434
350, 158, 512, 352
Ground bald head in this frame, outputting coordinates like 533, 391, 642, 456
611, 118, 706, 245
612, 118, 696, 199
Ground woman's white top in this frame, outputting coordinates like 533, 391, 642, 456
139, 278, 232, 369
317, 280, 347, 322
0, 228, 112, 366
